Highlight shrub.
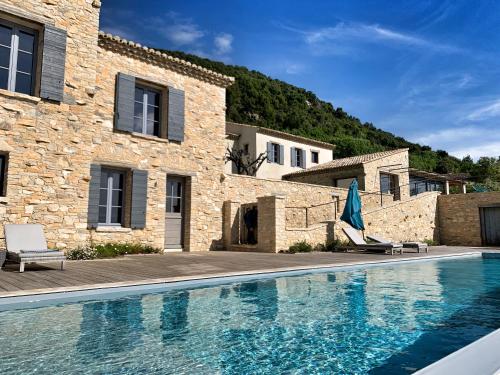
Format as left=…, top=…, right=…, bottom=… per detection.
left=66, top=243, right=162, bottom=260
left=93, top=243, right=162, bottom=258
left=66, top=246, right=98, bottom=260
left=423, top=239, right=439, bottom=246
left=288, top=241, right=313, bottom=254
left=317, top=239, right=350, bottom=252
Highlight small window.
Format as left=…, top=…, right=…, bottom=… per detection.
left=294, top=148, right=304, bottom=168
left=0, top=21, right=37, bottom=96
left=0, top=154, right=7, bottom=196
left=243, top=144, right=249, bottom=155
left=166, top=179, right=183, bottom=213
left=134, top=85, right=161, bottom=136
left=270, top=143, right=281, bottom=163
left=311, top=151, right=319, bottom=164
left=99, top=169, right=125, bottom=225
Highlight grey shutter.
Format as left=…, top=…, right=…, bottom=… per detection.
left=266, top=142, right=272, bottom=163
left=115, top=73, right=135, bottom=132
left=131, top=169, right=148, bottom=229
left=279, top=144, right=284, bottom=165
left=167, top=87, right=185, bottom=142
left=40, top=25, right=67, bottom=102
left=301, top=149, right=307, bottom=169
left=291, top=147, right=296, bottom=167
left=87, top=164, right=101, bottom=229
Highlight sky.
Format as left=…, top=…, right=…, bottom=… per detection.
left=100, top=0, right=500, bottom=160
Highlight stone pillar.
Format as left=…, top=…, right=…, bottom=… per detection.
left=445, top=180, right=450, bottom=195
left=223, top=200, right=240, bottom=250
left=257, top=194, right=286, bottom=253
left=462, top=183, right=467, bottom=194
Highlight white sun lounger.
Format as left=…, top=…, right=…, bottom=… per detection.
left=366, top=234, right=429, bottom=253
left=342, top=227, right=403, bottom=255
left=4, top=224, right=66, bottom=272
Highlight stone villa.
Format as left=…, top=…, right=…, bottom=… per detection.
left=0, top=0, right=499, bottom=254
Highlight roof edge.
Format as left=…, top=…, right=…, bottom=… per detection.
left=226, top=122, right=335, bottom=150
left=98, top=31, right=235, bottom=88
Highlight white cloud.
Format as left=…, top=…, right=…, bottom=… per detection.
left=285, top=62, right=304, bottom=75
left=410, top=125, right=500, bottom=160
left=163, top=23, right=204, bottom=45
left=467, top=99, right=500, bottom=121
left=214, top=33, right=233, bottom=55
left=284, top=22, right=460, bottom=55
left=449, top=142, right=500, bottom=160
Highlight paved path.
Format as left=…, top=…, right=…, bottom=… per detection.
left=0, top=246, right=498, bottom=298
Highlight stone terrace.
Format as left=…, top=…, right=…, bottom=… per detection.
left=0, top=246, right=497, bottom=298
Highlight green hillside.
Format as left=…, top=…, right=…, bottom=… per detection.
left=161, top=49, right=499, bottom=189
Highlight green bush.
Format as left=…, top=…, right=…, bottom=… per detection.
left=287, top=241, right=313, bottom=254
left=66, top=243, right=162, bottom=260
left=316, top=239, right=350, bottom=252
left=66, top=246, right=97, bottom=260
left=423, top=239, right=439, bottom=246
left=93, top=243, right=162, bottom=258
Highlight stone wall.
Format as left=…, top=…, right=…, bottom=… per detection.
left=438, top=192, right=500, bottom=246
left=0, top=0, right=101, bottom=248
left=0, top=1, right=229, bottom=252
left=222, top=174, right=415, bottom=251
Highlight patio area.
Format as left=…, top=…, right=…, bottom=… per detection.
left=1, top=246, right=498, bottom=298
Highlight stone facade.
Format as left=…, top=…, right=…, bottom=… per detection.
left=222, top=174, right=436, bottom=252
left=285, top=149, right=410, bottom=200
left=0, top=0, right=231, bottom=251
left=438, top=192, right=500, bottom=246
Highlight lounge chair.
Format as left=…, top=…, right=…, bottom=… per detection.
left=342, top=227, right=403, bottom=255
left=366, top=234, right=429, bottom=253
left=4, top=224, right=66, bottom=272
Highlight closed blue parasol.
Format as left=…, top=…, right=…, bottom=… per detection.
left=340, top=179, right=365, bottom=230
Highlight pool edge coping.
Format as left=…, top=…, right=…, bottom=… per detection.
left=0, top=251, right=484, bottom=303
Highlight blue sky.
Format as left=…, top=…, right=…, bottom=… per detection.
left=100, top=0, right=500, bottom=159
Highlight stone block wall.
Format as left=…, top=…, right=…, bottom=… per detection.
left=438, top=192, right=500, bottom=246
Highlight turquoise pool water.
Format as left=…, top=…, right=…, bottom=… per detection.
left=0, top=256, right=499, bottom=374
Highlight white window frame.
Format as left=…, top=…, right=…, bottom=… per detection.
left=295, top=148, right=304, bottom=168
left=311, top=150, right=319, bottom=164
left=134, top=85, right=161, bottom=137
left=98, top=169, right=125, bottom=226
left=0, top=19, right=37, bottom=95
left=270, top=143, right=281, bottom=164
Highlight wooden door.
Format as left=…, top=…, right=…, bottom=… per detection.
left=165, top=177, right=184, bottom=249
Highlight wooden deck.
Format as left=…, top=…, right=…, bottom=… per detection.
left=0, top=246, right=498, bottom=298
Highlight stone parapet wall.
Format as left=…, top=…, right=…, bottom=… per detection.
left=438, top=192, right=500, bottom=246
left=353, top=191, right=440, bottom=243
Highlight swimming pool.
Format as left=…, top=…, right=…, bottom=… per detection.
left=0, top=255, right=498, bottom=374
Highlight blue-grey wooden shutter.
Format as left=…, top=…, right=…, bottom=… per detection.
left=131, top=169, right=148, bottom=229
left=266, top=142, right=272, bottom=162
left=279, top=145, right=284, bottom=165
left=115, top=73, right=135, bottom=132
left=167, top=87, right=185, bottom=142
left=87, top=164, right=101, bottom=229
left=291, top=147, right=296, bottom=167
left=301, top=149, right=307, bottom=169
left=40, top=25, right=67, bottom=102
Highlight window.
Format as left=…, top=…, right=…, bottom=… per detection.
left=311, top=151, right=319, bottom=164
left=380, top=172, right=400, bottom=200
left=134, top=85, right=161, bottom=136
left=0, top=154, right=7, bottom=196
left=270, top=143, right=281, bottom=163
left=334, top=177, right=357, bottom=189
left=0, top=21, right=37, bottom=96
left=166, top=179, right=183, bottom=213
left=243, top=143, right=249, bottom=155
left=294, top=148, right=303, bottom=168
left=98, top=169, right=125, bottom=225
